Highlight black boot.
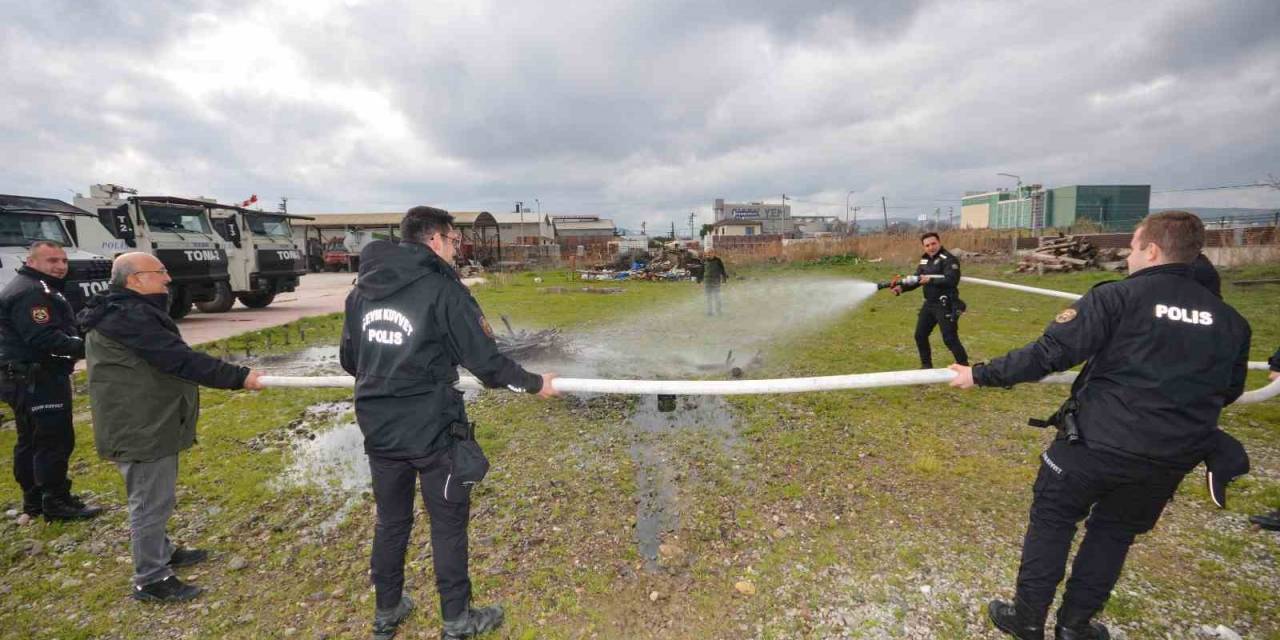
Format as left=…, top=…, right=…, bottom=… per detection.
left=42, top=492, right=103, bottom=521
left=21, top=488, right=43, bottom=517
left=167, top=547, right=209, bottom=568
left=441, top=604, right=504, bottom=640
left=132, top=576, right=203, bottom=602
left=1055, top=609, right=1111, bottom=640
left=1055, top=620, right=1110, bottom=639
left=372, top=594, right=415, bottom=640
left=988, top=599, right=1045, bottom=640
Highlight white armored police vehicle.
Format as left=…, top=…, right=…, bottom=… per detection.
left=0, top=194, right=113, bottom=312
left=71, top=184, right=229, bottom=319
left=198, top=204, right=310, bottom=312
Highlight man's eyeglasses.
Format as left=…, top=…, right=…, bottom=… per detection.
left=131, top=269, right=169, bottom=277
left=437, top=233, right=463, bottom=248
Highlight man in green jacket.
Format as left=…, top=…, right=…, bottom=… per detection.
left=79, top=253, right=264, bottom=603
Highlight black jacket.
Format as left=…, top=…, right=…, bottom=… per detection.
left=0, top=266, right=84, bottom=374
left=340, top=241, right=542, bottom=459
left=77, top=287, right=249, bottom=389
left=901, top=248, right=961, bottom=304
left=1269, top=346, right=1279, bottom=372
left=1190, top=253, right=1221, bottom=298
left=702, top=257, right=728, bottom=287
left=974, top=263, right=1251, bottom=469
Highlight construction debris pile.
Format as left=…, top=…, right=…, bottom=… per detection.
left=577, top=244, right=704, bottom=282
left=1016, top=235, right=1129, bottom=273
left=494, top=316, right=563, bottom=359
left=457, top=262, right=486, bottom=278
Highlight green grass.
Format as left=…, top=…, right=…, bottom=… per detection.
left=1, top=260, right=1278, bottom=639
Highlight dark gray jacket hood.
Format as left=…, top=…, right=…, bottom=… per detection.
left=356, top=240, right=456, bottom=301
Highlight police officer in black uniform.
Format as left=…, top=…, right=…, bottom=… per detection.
left=949, top=211, right=1251, bottom=640
left=340, top=206, right=559, bottom=640
left=0, top=241, right=103, bottom=520
left=1249, top=346, right=1280, bottom=531
left=892, top=232, right=969, bottom=368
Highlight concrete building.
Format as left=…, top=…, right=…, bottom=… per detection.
left=491, top=211, right=555, bottom=245
left=713, top=199, right=792, bottom=235
left=552, top=215, right=616, bottom=256
left=553, top=216, right=616, bottom=240
left=961, top=185, right=1151, bottom=231
left=792, top=215, right=842, bottom=236
left=710, top=219, right=764, bottom=237
left=292, top=211, right=501, bottom=267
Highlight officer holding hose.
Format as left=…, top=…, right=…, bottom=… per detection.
left=949, top=211, right=1251, bottom=640
left=888, top=232, right=969, bottom=368
left=340, top=205, right=559, bottom=640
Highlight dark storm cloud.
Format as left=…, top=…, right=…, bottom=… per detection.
left=1, top=0, right=1276, bottom=226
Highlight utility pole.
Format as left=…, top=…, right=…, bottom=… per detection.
left=670, top=221, right=676, bottom=241
left=640, top=221, right=646, bottom=236
left=852, top=206, right=860, bottom=235
left=278, top=197, right=288, bottom=214
left=688, top=211, right=696, bottom=240
left=948, top=206, right=954, bottom=228
left=845, top=190, right=856, bottom=235
left=881, top=196, right=889, bottom=234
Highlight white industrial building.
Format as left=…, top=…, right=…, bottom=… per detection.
left=491, top=211, right=556, bottom=245
left=713, top=198, right=792, bottom=235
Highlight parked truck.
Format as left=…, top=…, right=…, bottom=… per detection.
left=198, top=204, right=310, bottom=312
left=0, top=194, right=112, bottom=312
left=320, top=228, right=391, bottom=272
left=71, top=184, right=230, bottom=319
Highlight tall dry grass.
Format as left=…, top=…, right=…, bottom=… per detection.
left=718, top=229, right=1028, bottom=267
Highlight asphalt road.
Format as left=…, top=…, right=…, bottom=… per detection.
left=178, top=272, right=355, bottom=345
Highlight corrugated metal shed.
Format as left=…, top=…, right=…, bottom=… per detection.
left=554, top=219, right=615, bottom=231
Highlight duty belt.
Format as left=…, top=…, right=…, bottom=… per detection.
left=1028, top=398, right=1082, bottom=444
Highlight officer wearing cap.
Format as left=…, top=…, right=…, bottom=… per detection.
left=0, top=241, right=103, bottom=520
left=891, top=232, right=970, bottom=368
left=949, top=211, right=1251, bottom=640
left=340, top=205, right=559, bottom=640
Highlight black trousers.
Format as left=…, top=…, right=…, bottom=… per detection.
left=914, top=303, right=968, bottom=367
left=1015, top=439, right=1185, bottom=627
left=8, top=374, right=74, bottom=497
left=368, top=448, right=471, bottom=618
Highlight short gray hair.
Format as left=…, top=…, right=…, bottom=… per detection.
left=28, top=240, right=64, bottom=253
left=110, top=259, right=141, bottom=287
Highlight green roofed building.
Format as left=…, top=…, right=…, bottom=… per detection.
left=961, top=185, right=1150, bottom=231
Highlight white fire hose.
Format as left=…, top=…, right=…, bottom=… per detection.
left=258, top=277, right=1280, bottom=404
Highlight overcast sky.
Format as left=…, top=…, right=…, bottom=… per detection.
left=3, top=0, right=1278, bottom=232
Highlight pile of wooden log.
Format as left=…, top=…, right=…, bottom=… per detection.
left=1015, top=235, right=1130, bottom=273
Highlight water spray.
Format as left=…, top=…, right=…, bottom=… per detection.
left=259, top=276, right=1279, bottom=404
